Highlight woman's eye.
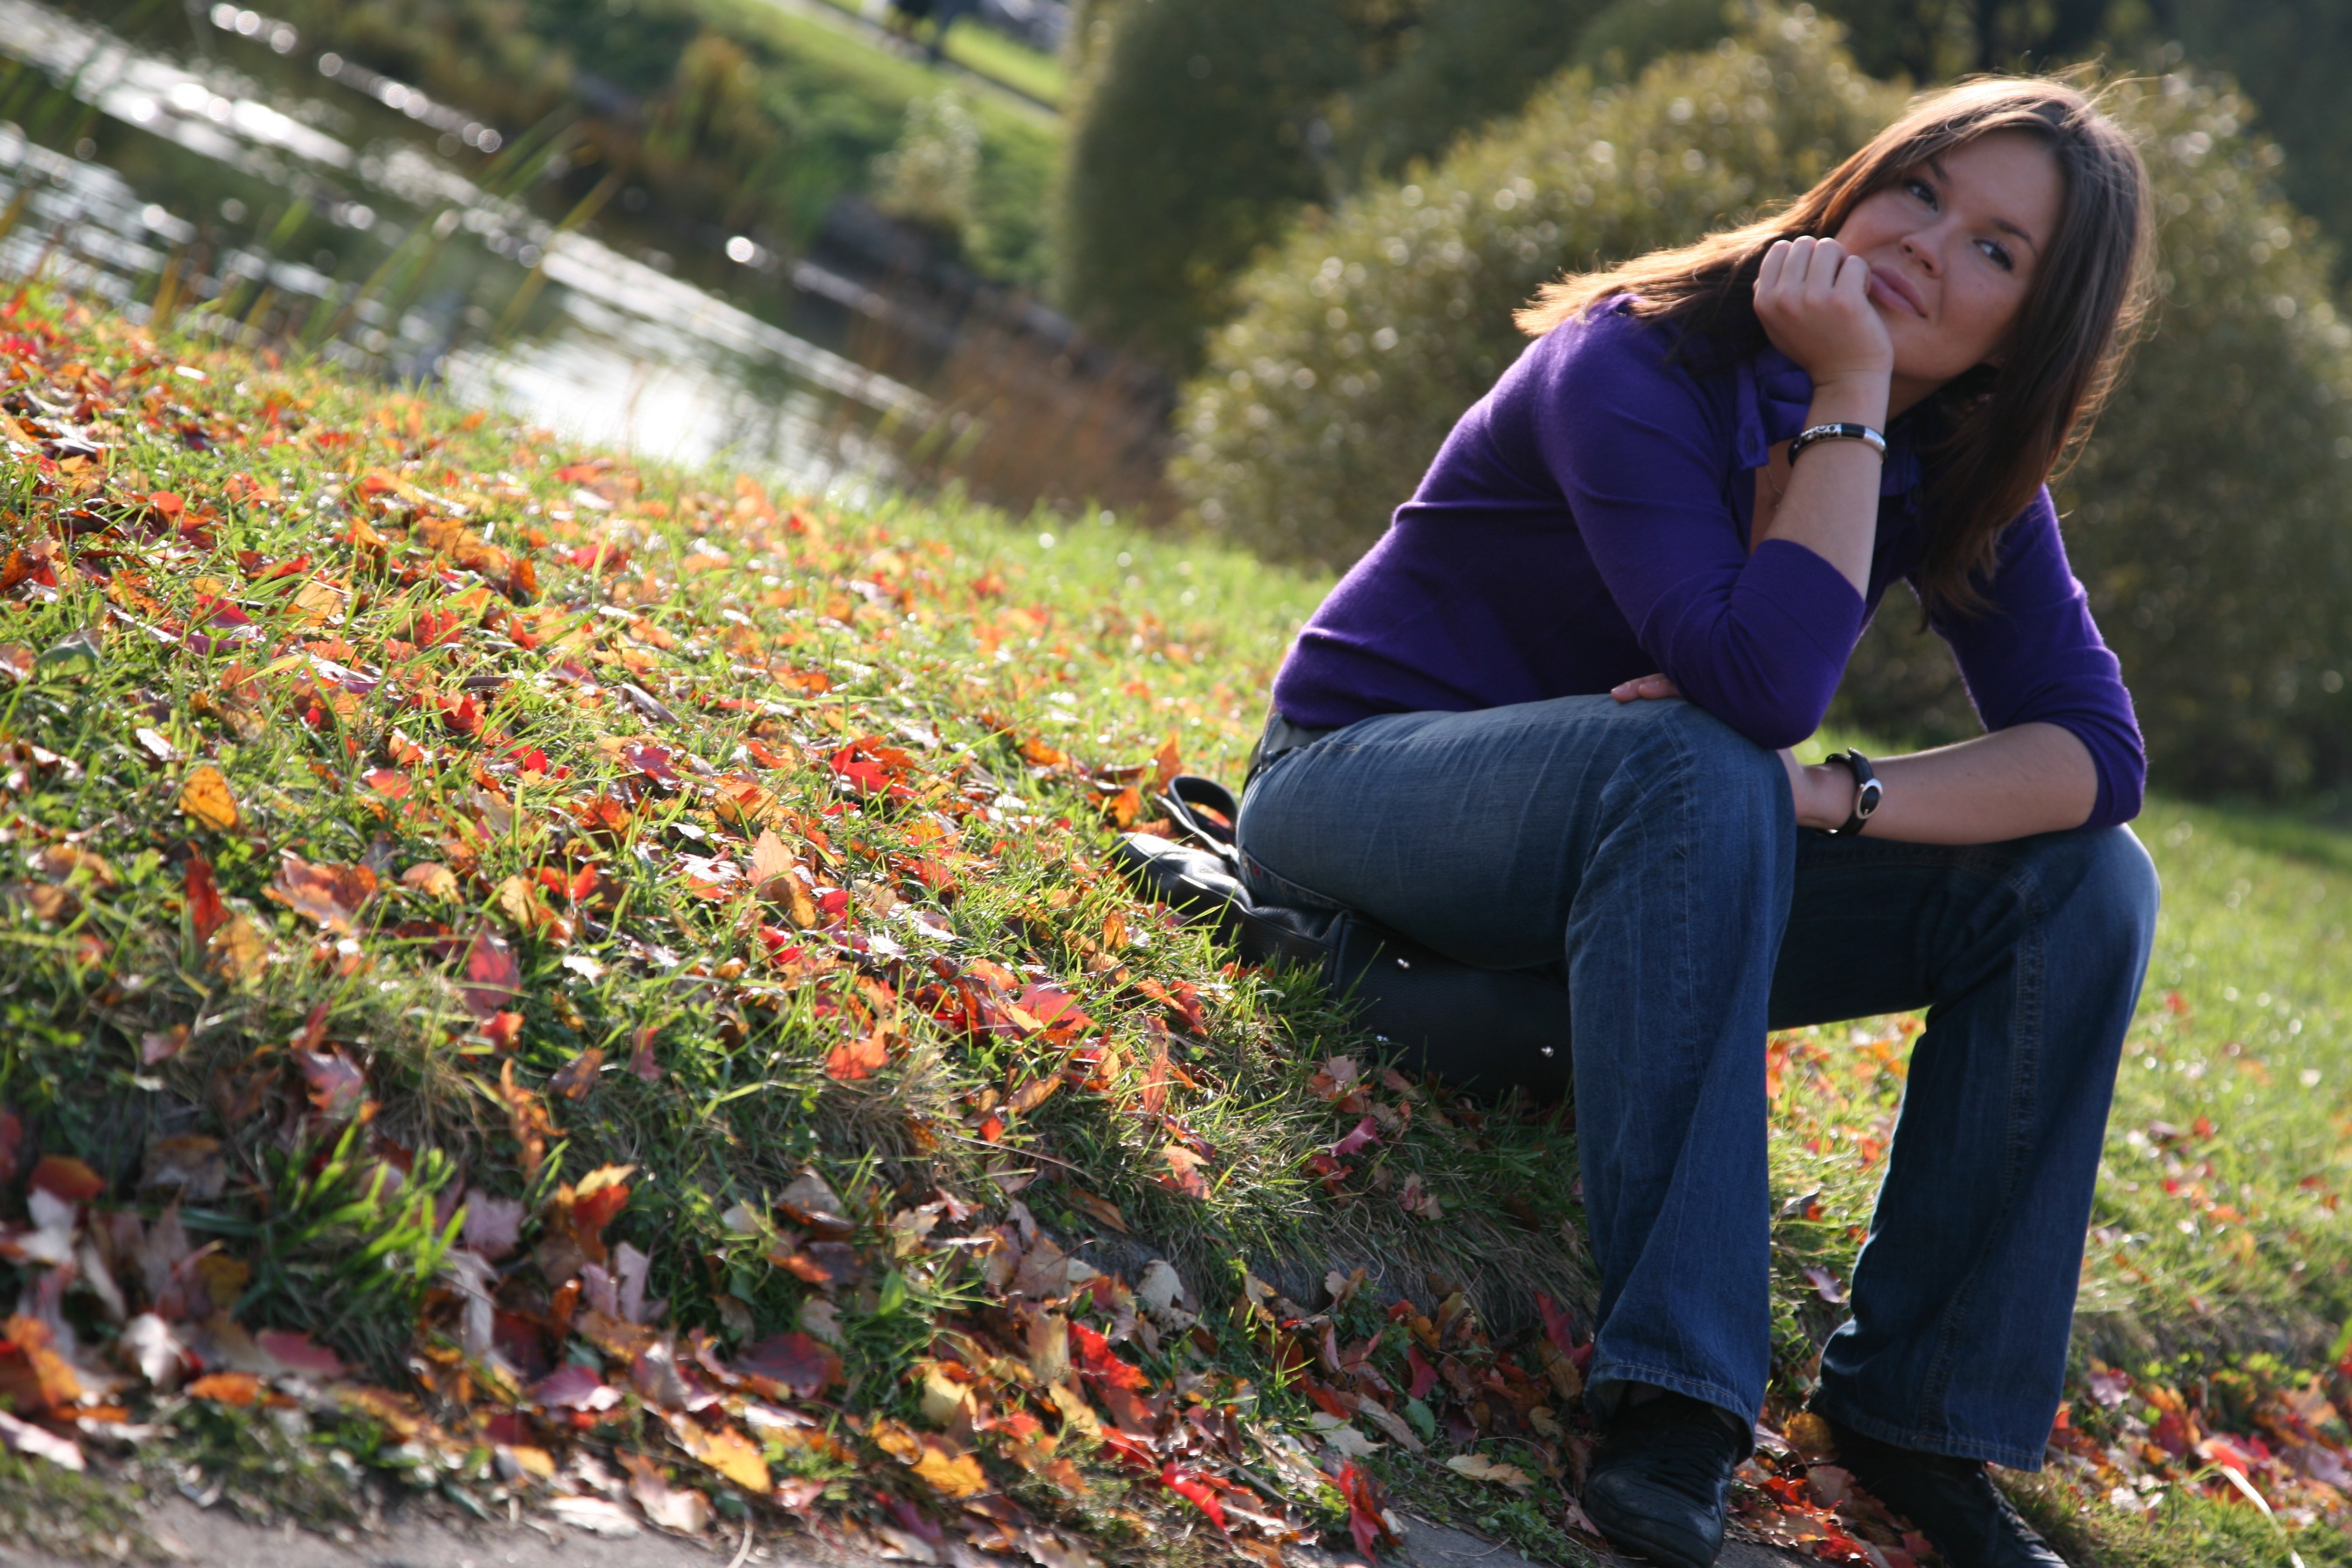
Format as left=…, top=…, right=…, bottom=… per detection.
left=1905, top=177, right=1937, bottom=207
left=1978, top=239, right=2015, bottom=271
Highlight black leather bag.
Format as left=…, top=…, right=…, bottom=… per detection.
left=1111, top=776, right=1571, bottom=1097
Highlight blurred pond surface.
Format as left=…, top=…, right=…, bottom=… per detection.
left=0, top=0, right=925, bottom=491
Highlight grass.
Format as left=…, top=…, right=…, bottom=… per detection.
left=2, top=281, right=2352, bottom=1568
left=794, top=0, right=1070, bottom=108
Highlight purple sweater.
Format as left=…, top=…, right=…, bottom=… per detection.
left=1272, top=298, right=2145, bottom=829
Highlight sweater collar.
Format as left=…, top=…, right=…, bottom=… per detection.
left=1736, top=343, right=1923, bottom=501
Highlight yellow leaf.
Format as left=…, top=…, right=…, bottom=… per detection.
left=911, top=1443, right=989, bottom=1499
left=178, top=765, right=239, bottom=831
left=668, top=1413, right=769, bottom=1492
left=291, top=579, right=346, bottom=626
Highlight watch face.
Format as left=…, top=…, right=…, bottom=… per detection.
left=1856, top=779, right=1884, bottom=818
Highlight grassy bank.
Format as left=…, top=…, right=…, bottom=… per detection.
left=0, top=284, right=2350, bottom=1568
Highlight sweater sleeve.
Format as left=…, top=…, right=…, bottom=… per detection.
left=1926, top=488, right=2146, bottom=828
left=1520, top=311, right=1866, bottom=750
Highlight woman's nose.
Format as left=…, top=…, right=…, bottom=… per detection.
left=1899, top=227, right=1943, bottom=274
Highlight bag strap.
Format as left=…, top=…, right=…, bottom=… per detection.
left=1157, top=774, right=1241, bottom=864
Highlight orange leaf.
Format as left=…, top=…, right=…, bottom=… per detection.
left=549, top=1047, right=604, bottom=1101
left=825, top=1030, right=889, bottom=1082
left=267, top=855, right=377, bottom=935
left=667, top=1412, right=770, bottom=1492
left=187, top=1371, right=264, bottom=1406
left=28, top=1156, right=103, bottom=1202
left=1157, top=1145, right=1209, bottom=1200
left=177, top=765, right=239, bottom=831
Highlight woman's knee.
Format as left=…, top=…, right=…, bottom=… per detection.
left=2028, top=824, right=2161, bottom=964
left=1632, top=700, right=1790, bottom=818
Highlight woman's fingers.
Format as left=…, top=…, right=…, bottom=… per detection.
left=1609, top=673, right=1683, bottom=703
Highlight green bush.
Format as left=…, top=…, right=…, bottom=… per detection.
left=1172, top=8, right=1895, bottom=566
left=1840, top=68, right=2352, bottom=797
left=1328, top=0, right=1612, bottom=179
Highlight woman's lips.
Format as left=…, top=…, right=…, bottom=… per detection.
left=1866, top=266, right=1926, bottom=317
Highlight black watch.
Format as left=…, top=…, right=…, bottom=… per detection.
left=1823, top=748, right=1881, bottom=836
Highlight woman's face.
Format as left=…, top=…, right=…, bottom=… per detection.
left=1833, top=130, right=2063, bottom=401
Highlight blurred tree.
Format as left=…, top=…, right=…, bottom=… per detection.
left=1331, top=0, right=1612, bottom=178
left=1058, top=0, right=1611, bottom=373
left=1056, top=0, right=1367, bottom=374
left=2141, top=2, right=2352, bottom=284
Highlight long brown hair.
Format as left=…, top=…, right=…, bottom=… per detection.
left=1516, top=75, right=2153, bottom=614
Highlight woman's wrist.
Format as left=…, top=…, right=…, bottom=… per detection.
left=1804, top=371, right=1892, bottom=430
left=1797, top=762, right=1858, bottom=831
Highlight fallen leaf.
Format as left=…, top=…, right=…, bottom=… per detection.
left=296, top=1047, right=368, bottom=1121
left=628, top=1028, right=662, bottom=1082
left=257, top=1329, right=345, bottom=1380
left=733, top=1332, right=843, bottom=1399
left=534, top=1366, right=622, bottom=1411
left=183, top=852, right=228, bottom=942
left=625, top=1454, right=711, bottom=1534
left=462, top=1191, right=525, bottom=1259
left=1067, top=1188, right=1129, bottom=1234
left=141, top=1025, right=191, bottom=1066
left=401, top=862, right=458, bottom=900
left=1447, top=1454, right=1534, bottom=1490
left=1804, top=1265, right=1847, bottom=1305
left=666, top=1412, right=769, bottom=1491
left=186, top=1371, right=264, bottom=1406
left=141, top=1135, right=225, bottom=1200
left=550, top=1047, right=605, bottom=1100
left=177, top=765, right=239, bottom=831
left=0, top=1409, right=82, bottom=1471
left=460, top=927, right=522, bottom=1021
left=825, top=1028, right=889, bottom=1081
left=1157, top=1144, right=1209, bottom=1199
left=29, top=1156, right=103, bottom=1202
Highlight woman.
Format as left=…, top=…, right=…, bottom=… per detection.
left=1234, top=79, right=2158, bottom=1568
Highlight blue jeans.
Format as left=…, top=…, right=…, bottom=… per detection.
left=1235, top=696, right=2158, bottom=1469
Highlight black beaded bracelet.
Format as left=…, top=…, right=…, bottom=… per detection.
left=1788, top=422, right=1888, bottom=463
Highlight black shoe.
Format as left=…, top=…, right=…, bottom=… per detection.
left=1581, top=1392, right=1751, bottom=1568
left=1823, top=1417, right=2067, bottom=1567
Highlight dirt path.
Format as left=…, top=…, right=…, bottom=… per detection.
left=0, top=1497, right=1809, bottom=1568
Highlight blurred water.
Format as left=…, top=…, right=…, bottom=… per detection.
left=0, top=0, right=926, bottom=492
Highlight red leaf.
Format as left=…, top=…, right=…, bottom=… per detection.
left=183, top=851, right=228, bottom=943
left=1069, top=1320, right=1149, bottom=1391
left=627, top=1028, right=661, bottom=1083
left=257, top=1329, right=345, bottom=1380
left=1328, top=1116, right=1380, bottom=1158
left=460, top=928, right=521, bottom=1021
left=533, top=1364, right=620, bottom=1411
left=733, top=1332, right=843, bottom=1399
left=1406, top=1344, right=1440, bottom=1401
left=1535, top=1292, right=1580, bottom=1359
left=622, top=743, right=676, bottom=782
left=1015, top=983, right=1094, bottom=1036
left=296, top=1047, right=367, bottom=1121
left=0, top=1109, right=19, bottom=1185
left=1160, top=1464, right=1227, bottom=1532
left=29, top=1156, right=104, bottom=1202
left=1334, top=1462, right=1394, bottom=1558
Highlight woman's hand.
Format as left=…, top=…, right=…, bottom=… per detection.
left=1753, top=237, right=1894, bottom=394
left=1609, top=673, right=1682, bottom=703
